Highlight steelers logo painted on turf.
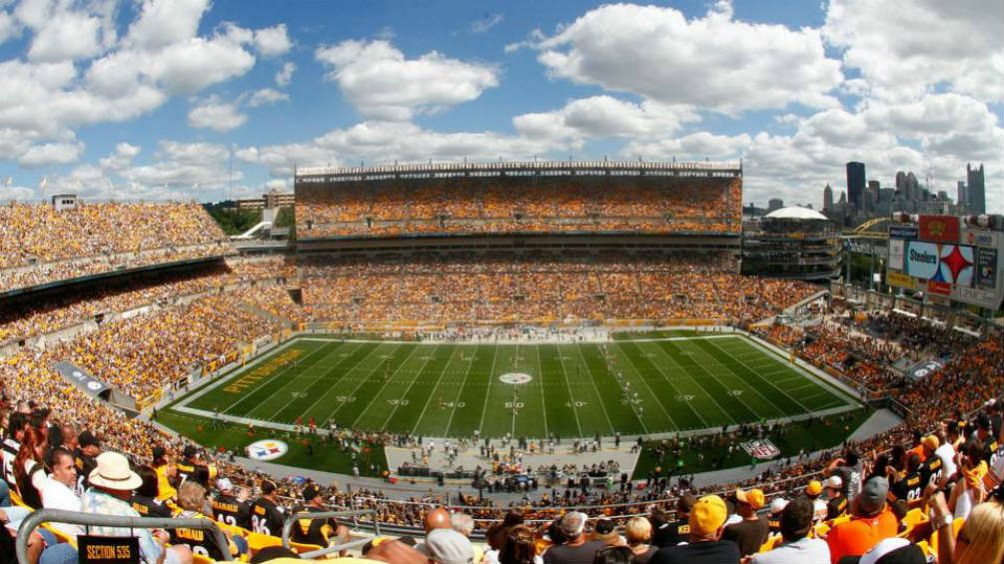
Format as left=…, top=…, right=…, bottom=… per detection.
left=499, top=373, right=533, bottom=385
left=247, top=439, right=289, bottom=461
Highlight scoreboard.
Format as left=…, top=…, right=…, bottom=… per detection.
left=886, top=214, right=1004, bottom=310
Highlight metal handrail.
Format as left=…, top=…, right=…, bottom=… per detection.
left=280, top=508, right=380, bottom=559
left=15, top=509, right=233, bottom=563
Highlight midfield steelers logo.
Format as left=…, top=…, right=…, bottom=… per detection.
left=499, top=373, right=533, bottom=385
left=247, top=439, right=288, bottom=461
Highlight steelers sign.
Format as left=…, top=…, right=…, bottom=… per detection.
left=247, top=439, right=288, bottom=461
left=499, top=373, right=533, bottom=385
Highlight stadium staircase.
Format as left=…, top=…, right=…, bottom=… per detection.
left=234, top=300, right=294, bottom=329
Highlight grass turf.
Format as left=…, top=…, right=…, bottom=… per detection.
left=176, top=334, right=855, bottom=440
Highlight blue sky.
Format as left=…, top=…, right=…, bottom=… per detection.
left=0, top=0, right=1000, bottom=212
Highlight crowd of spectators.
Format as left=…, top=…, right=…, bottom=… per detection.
left=0, top=305, right=1001, bottom=562
left=0, top=257, right=292, bottom=347
left=757, top=311, right=984, bottom=394
left=0, top=202, right=232, bottom=293
left=301, top=252, right=819, bottom=327
left=296, top=177, right=742, bottom=239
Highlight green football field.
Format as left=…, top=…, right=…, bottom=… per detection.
left=176, top=334, right=855, bottom=439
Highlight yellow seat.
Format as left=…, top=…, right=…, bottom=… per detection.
left=42, top=524, right=78, bottom=548
left=902, top=508, right=929, bottom=533
left=9, top=489, right=28, bottom=508
left=244, top=531, right=283, bottom=555
left=929, top=517, right=967, bottom=556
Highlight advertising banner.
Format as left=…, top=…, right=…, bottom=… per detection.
left=906, top=242, right=974, bottom=286
left=927, top=280, right=952, bottom=295
left=961, top=228, right=999, bottom=249
left=887, top=271, right=917, bottom=290
left=907, top=360, right=943, bottom=382
left=919, top=215, right=960, bottom=244
left=906, top=242, right=939, bottom=279
left=888, top=239, right=905, bottom=271
left=53, top=361, right=111, bottom=399
left=977, top=248, right=998, bottom=289
left=889, top=225, right=919, bottom=240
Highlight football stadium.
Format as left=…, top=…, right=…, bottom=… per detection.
left=1, top=161, right=1002, bottom=564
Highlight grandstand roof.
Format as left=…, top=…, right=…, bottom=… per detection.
left=296, top=160, right=742, bottom=181
left=765, top=206, right=828, bottom=221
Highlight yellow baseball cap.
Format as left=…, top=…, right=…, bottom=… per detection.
left=922, top=435, right=940, bottom=451
left=806, top=480, right=823, bottom=496
left=689, top=495, right=728, bottom=537
left=736, top=488, right=765, bottom=509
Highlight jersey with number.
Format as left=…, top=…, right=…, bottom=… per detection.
left=176, top=462, right=217, bottom=487
left=920, top=454, right=944, bottom=490
left=212, top=493, right=251, bottom=530
left=169, top=510, right=228, bottom=560
left=249, top=497, right=285, bottom=537
left=890, top=472, right=924, bottom=506
left=1, top=437, right=19, bottom=488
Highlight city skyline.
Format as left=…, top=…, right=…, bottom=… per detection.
left=0, top=0, right=1000, bottom=213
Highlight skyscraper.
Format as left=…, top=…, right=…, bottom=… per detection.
left=846, top=162, right=866, bottom=211
left=958, top=181, right=968, bottom=208
left=823, top=183, right=833, bottom=211
left=967, top=163, right=985, bottom=214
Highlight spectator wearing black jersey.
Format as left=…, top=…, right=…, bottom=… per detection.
left=130, top=466, right=173, bottom=518
left=919, top=435, right=945, bottom=490
left=652, top=494, right=695, bottom=548
left=73, top=430, right=100, bottom=490
left=1, top=412, right=28, bottom=491
left=824, top=476, right=848, bottom=520
left=176, top=445, right=216, bottom=488
left=169, top=481, right=239, bottom=561
left=291, top=483, right=349, bottom=552
left=890, top=453, right=925, bottom=508
left=249, top=479, right=285, bottom=537
left=211, top=477, right=251, bottom=530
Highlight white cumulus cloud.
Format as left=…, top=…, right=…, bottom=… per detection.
left=188, top=97, right=247, bottom=132
left=533, top=2, right=843, bottom=113
left=315, top=39, right=499, bottom=120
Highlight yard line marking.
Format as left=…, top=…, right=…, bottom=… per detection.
left=223, top=342, right=346, bottom=414
left=553, top=345, right=584, bottom=437
left=572, top=344, right=616, bottom=436
left=442, top=346, right=481, bottom=437
left=408, top=346, right=463, bottom=435
left=613, top=342, right=681, bottom=430
left=302, top=343, right=403, bottom=421
left=346, top=345, right=427, bottom=427
left=646, top=340, right=734, bottom=426
left=378, top=344, right=445, bottom=431
left=252, top=342, right=367, bottom=420
left=533, top=343, right=550, bottom=439
left=705, top=339, right=814, bottom=413
left=476, top=346, right=503, bottom=436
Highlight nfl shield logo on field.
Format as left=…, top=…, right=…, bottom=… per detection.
left=741, top=439, right=781, bottom=460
